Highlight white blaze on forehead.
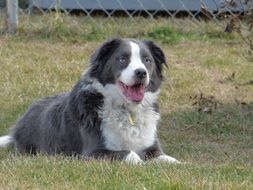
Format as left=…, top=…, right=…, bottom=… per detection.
left=119, top=41, right=149, bottom=86
left=129, top=42, right=145, bottom=69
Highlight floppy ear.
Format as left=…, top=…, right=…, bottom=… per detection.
left=89, top=38, right=121, bottom=80
left=143, top=40, right=167, bottom=80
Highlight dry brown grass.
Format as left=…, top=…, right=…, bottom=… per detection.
left=0, top=15, right=252, bottom=189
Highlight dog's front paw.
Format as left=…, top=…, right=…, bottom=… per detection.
left=80, top=88, right=104, bottom=109
left=124, top=151, right=144, bottom=165
left=153, top=155, right=181, bottom=164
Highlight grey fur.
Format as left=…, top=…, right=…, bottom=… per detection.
left=2, top=38, right=171, bottom=162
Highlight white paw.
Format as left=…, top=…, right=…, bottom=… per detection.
left=124, top=151, right=144, bottom=165
left=154, top=155, right=181, bottom=164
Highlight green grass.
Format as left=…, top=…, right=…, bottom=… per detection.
left=0, top=14, right=253, bottom=189
left=0, top=156, right=252, bottom=190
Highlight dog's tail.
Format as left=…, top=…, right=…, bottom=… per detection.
left=0, top=135, right=13, bottom=148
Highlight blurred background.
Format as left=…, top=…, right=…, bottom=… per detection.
left=0, top=0, right=252, bottom=38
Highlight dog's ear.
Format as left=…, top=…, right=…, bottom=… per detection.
left=143, top=40, right=167, bottom=80
left=89, top=38, right=121, bottom=79
left=91, top=38, right=121, bottom=63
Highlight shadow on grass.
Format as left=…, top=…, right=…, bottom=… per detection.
left=146, top=25, right=236, bottom=44
left=159, top=101, right=253, bottom=165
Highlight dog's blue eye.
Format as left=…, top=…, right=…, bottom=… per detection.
left=119, top=58, right=126, bottom=63
left=145, top=58, right=151, bottom=64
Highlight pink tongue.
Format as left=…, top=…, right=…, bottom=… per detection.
left=126, top=85, right=145, bottom=102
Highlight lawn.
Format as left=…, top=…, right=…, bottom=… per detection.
left=0, top=14, right=252, bottom=189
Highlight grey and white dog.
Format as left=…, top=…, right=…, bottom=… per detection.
left=0, top=38, right=179, bottom=164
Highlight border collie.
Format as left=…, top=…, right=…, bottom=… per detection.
left=0, top=38, right=180, bottom=164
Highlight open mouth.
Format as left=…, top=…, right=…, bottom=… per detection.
left=117, top=81, right=145, bottom=103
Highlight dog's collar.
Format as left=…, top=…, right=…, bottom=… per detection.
left=121, top=105, right=137, bottom=126
left=128, top=113, right=136, bottom=126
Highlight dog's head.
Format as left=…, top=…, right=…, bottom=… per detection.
left=89, top=38, right=167, bottom=103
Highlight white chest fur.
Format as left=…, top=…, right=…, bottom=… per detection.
left=98, top=85, right=160, bottom=153
left=101, top=106, right=159, bottom=153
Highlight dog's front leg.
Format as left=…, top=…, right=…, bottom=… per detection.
left=144, top=140, right=180, bottom=164
left=69, top=82, right=104, bottom=123
left=90, top=149, right=144, bottom=165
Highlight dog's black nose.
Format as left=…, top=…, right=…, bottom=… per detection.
left=135, top=69, right=147, bottom=80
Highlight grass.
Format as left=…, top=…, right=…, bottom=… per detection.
left=0, top=156, right=252, bottom=189
left=0, top=14, right=253, bottom=189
